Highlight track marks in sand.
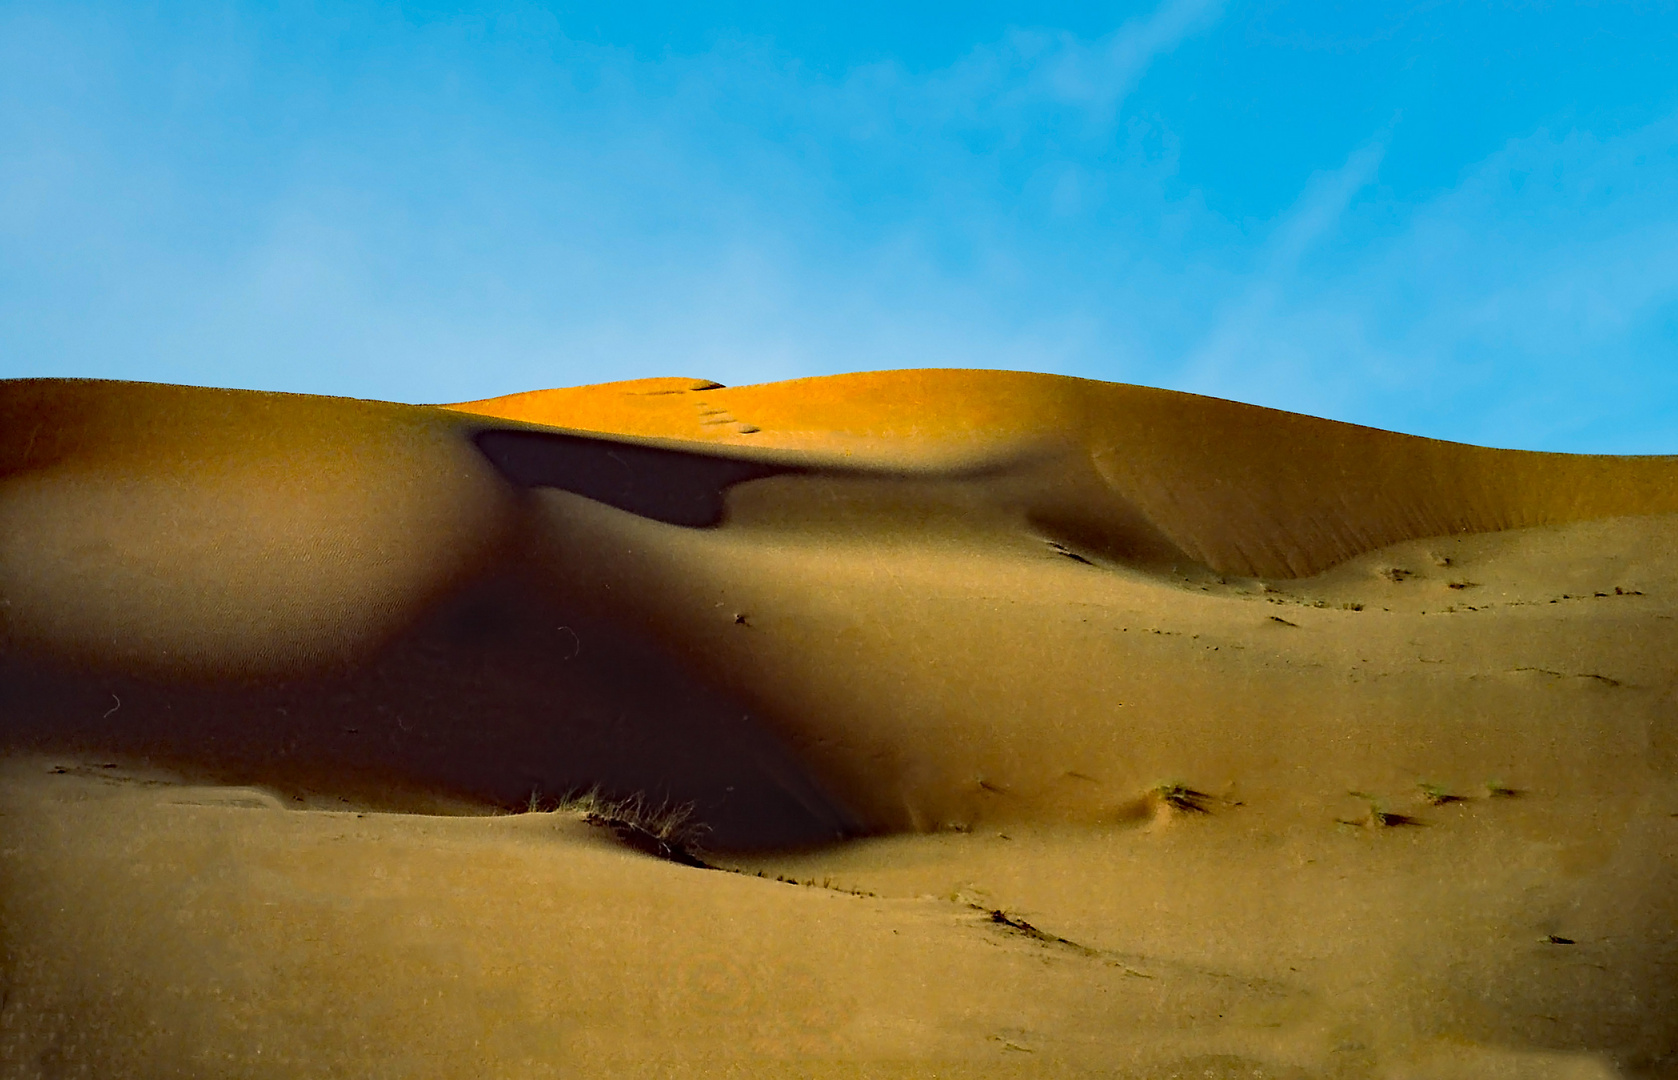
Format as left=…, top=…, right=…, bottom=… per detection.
left=39, top=760, right=287, bottom=809
left=1043, top=539, right=1098, bottom=566
left=1509, top=666, right=1625, bottom=688
left=965, top=901, right=1311, bottom=1017
left=688, top=393, right=762, bottom=436
left=974, top=905, right=1149, bottom=974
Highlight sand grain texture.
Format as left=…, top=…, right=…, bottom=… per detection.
left=1, top=370, right=1675, bottom=1077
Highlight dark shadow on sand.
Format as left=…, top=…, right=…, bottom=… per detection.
left=473, top=428, right=803, bottom=528
left=0, top=573, right=862, bottom=851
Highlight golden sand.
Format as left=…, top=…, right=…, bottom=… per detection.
left=1, top=371, right=1673, bottom=1077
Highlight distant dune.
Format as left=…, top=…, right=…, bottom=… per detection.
left=2, top=371, right=1674, bottom=1077
left=458, top=369, right=1678, bottom=577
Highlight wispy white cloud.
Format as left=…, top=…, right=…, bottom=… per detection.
left=178, top=0, right=1229, bottom=397
left=1177, top=138, right=1388, bottom=406
left=4, top=1, right=1676, bottom=451
left=1030, top=0, right=1225, bottom=116
left=1166, top=112, right=1678, bottom=450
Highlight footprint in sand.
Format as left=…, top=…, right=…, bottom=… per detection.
left=691, top=399, right=760, bottom=435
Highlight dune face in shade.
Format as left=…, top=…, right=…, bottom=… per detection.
left=0, top=379, right=857, bottom=847
left=3, top=370, right=1678, bottom=1075
left=5, top=370, right=1678, bottom=835
left=0, top=381, right=516, bottom=677
left=472, top=427, right=798, bottom=527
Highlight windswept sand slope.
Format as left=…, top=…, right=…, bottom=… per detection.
left=457, top=369, right=1678, bottom=576
left=2, top=370, right=1676, bottom=1077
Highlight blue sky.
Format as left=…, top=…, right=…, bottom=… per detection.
left=3, top=1, right=1677, bottom=451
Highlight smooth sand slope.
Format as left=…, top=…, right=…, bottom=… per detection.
left=1, top=370, right=1675, bottom=1077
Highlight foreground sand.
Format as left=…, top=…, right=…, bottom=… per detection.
left=1, top=371, right=1675, bottom=1077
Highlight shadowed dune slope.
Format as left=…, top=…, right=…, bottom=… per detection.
left=0, top=379, right=856, bottom=847
left=3, top=371, right=1678, bottom=845
left=4, top=373, right=1678, bottom=1075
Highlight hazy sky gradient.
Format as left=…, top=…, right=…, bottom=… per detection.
left=3, top=1, right=1677, bottom=450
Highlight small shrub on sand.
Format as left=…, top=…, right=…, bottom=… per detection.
left=1341, top=791, right=1425, bottom=828
left=1418, top=783, right=1467, bottom=807
left=556, top=788, right=712, bottom=869
left=1152, top=782, right=1213, bottom=815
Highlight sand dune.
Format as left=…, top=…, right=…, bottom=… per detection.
left=456, top=369, right=1678, bottom=576
left=1, top=371, right=1675, bottom=1077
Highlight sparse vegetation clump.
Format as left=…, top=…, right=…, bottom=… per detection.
left=1152, top=782, right=1214, bottom=815
left=756, top=872, right=877, bottom=897
left=553, top=788, right=713, bottom=869
left=1418, top=783, right=1467, bottom=807
left=1342, top=791, right=1425, bottom=829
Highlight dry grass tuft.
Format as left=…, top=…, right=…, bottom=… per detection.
left=554, top=787, right=713, bottom=869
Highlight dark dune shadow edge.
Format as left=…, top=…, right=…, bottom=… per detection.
left=0, top=381, right=875, bottom=851
left=0, top=572, right=864, bottom=850
left=14, top=377, right=1678, bottom=853
left=8, top=376, right=1678, bottom=1076
left=472, top=428, right=804, bottom=528
left=469, top=425, right=1043, bottom=526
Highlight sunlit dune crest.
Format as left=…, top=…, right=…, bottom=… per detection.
left=451, top=367, right=1678, bottom=578
left=2, top=370, right=1674, bottom=1077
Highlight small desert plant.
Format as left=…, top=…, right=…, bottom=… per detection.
left=1342, top=791, right=1424, bottom=828
left=1418, top=783, right=1467, bottom=807
left=555, top=787, right=712, bottom=869
left=1152, top=782, right=1213, bottom=814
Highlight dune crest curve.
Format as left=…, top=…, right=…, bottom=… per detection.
left=448, top=369, right=1678, bottom=578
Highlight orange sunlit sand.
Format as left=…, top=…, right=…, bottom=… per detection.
left=1, top=370, right=1674, bottom=1077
